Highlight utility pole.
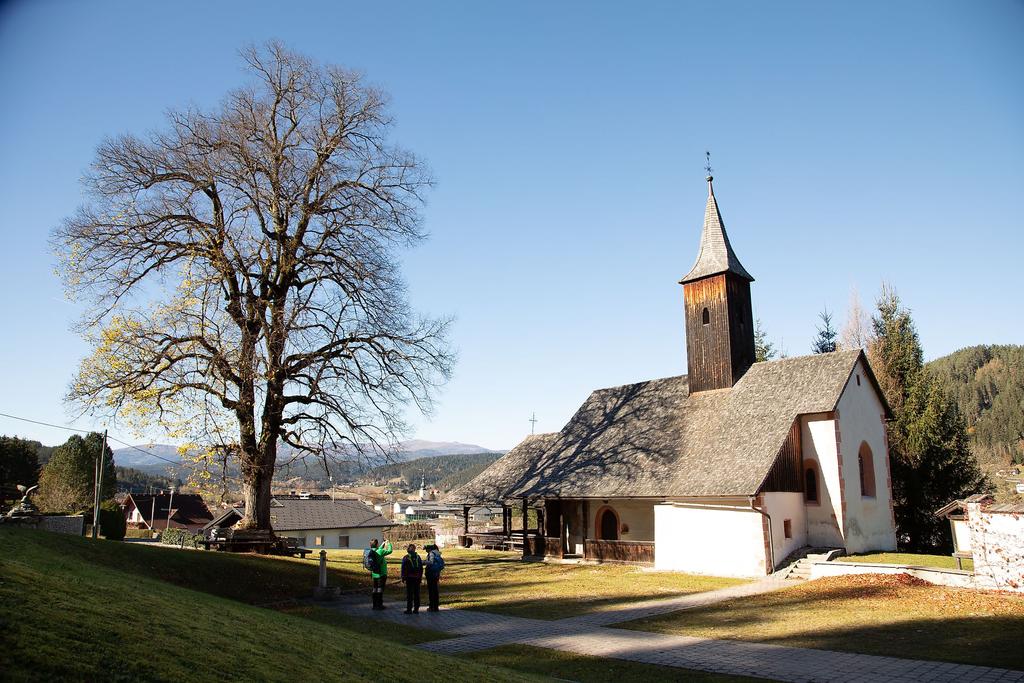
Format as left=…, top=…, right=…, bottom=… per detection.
left=91, top=429, right=108, bottom=539
left=166, top=486, right=175, bottom=533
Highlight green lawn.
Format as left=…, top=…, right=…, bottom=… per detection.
left=839, top=552, right=974, bottom=571
left=618, top=573, right=1024, bottom=670
left=464, top=645, right=773, bottom=682
left=321, top=547, right=745, bottom=620
left=0, top=528, right=529, bottom=682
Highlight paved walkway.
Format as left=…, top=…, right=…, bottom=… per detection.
left=330, top=579, right=1024, bottom=682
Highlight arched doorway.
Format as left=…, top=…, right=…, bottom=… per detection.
left=596, top=506, right=619, bottom=541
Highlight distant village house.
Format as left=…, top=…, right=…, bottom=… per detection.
left=123, top=492, right=214, bottom=532
left=205, top=495, right=391, bottom=549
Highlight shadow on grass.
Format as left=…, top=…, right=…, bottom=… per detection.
left=3, top=527, right=358, bottom=604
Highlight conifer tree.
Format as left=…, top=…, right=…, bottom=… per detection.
left=0, top=436, right=40, bottom=505
left=36, top=433, right=116, bottom=513
left=754, top=319, right=776, bottom=362
left=867, top=285, right=988, bottom=551
left=812, top=308, right=838, bottom=354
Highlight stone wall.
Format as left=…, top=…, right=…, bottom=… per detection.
left=966, top=501, right=1024, bottom=593
left=2, top=514, right=84, bottom=535
left=40, top=515, right=85, bottom=535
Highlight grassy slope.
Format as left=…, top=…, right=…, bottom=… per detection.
left=618, top=574, right=1024, bottom=670
left=0, top=528, right=529, bottom=682
left=839, top=552, right=974, bottom=571
left=323, top=547, right=745, bottom=620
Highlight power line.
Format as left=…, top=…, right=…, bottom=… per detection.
left=0, top=411, right=91, bottom=434
left=0, top=410, right=180, bottom=466
left=105, top=435, right=180, bottom=466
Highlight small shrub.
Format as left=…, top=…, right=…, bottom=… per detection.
left=124, top=528, right=154, bottom=539
left=99, top=500, right=126, bottom=541
left=387, top=522, right=436, bottom=544
left=160, top=527, right=203, bottom=549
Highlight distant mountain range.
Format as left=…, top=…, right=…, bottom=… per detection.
left=111, top=439, right=504, bottom=476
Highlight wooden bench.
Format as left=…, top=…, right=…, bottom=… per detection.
left=279, top=537, right=313, bottom=558
left=502, top=538, right=524, bottom=552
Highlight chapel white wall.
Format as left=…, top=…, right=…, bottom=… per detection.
left=835, top=358, right=897, bottom=554
left=654, top=502, right=767, bottom=577
left=586, top=500, right=655, bottom=541
left=763, top=492, right=806, bottom=564
left=802, top=415, right=845, bottom=548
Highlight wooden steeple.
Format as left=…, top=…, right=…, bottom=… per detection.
left=680, top=175, right=756, bottom=393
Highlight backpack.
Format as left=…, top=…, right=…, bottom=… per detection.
left=429, top=550, right=445, bottom=572
left=363, top=548, right=380, bottom=573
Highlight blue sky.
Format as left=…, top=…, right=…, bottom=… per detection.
left=0, top=1, right=1021, bottom=453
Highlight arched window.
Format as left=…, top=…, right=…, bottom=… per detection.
left=702, top=308, right=710, bottom=326
left=596, top=506, right=619, bottom=540
left=858, top=442, right=876, bottom=498
left=804, top=463, right=819, bottom=503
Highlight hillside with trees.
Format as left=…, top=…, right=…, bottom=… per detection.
left=115, top=467, right=181, bottom=494
left=363, top=452, right=501, bottom=490
left=927, top=345, right=1024, bottom=467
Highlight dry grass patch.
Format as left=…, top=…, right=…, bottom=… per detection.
left=619, top=574, right=1024, bottom=670
left=839, top=552, right=974, bottom=571
left=322, top=547, right=746, bottom=620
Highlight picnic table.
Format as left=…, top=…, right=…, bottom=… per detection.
left=202, top=529, right=311, bottom=557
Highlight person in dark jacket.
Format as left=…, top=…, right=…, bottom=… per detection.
left=400, top=543, right=424, bottom=614
left=424, top=544, right=445, bottom=612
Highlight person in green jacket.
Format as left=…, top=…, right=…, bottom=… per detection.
left=368, top=538, right=392, bottom=610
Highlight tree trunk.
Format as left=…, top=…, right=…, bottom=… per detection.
left=239, top=442, right=276, bottom=530
left=240, top=467, right=273, bottom=530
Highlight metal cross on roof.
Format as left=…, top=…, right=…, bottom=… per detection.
left=529, top=412, right=538, bottom=434
left=704, top=150, right=713, bottom=179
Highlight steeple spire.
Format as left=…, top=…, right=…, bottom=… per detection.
left=679, top=168, right=757, bottom=393
left=679, top=174, right=754, bottom=284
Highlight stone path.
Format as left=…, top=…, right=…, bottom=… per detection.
left=330, top=579, right=1024, bottom=682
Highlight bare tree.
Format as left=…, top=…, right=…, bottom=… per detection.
left=839, top=287, right=871, bottom=351
left=54, top=43, right=453, bottom=531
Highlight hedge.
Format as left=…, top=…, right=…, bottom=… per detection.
left=159, top=527, right=204, bottom=549
left=99, top=500, right=126, bottom=541
left=124, top=528, right=154, bottom=539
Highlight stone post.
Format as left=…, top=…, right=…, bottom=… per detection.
left=313, top=549, right=339, bottom=600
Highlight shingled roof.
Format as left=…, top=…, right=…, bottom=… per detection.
left=680, top=177, right=754, bottom=284
left=126, top=492, right=213, bottom=530
left=450, top=350, right=884, bottom=503
left=205, top=497, right=391, bottom=532
left=446, top=433, right=561, bottom=505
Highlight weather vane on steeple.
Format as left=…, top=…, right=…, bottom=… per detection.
left=704, top=150, right=713, bottom=181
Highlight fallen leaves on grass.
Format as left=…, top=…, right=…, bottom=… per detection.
left=801, top=573, right=1024, bottom=617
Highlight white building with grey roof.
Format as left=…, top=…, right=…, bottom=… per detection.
left=449, top=175, right=898, bottom=577
left=205, top=495, right=392, bottom=550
